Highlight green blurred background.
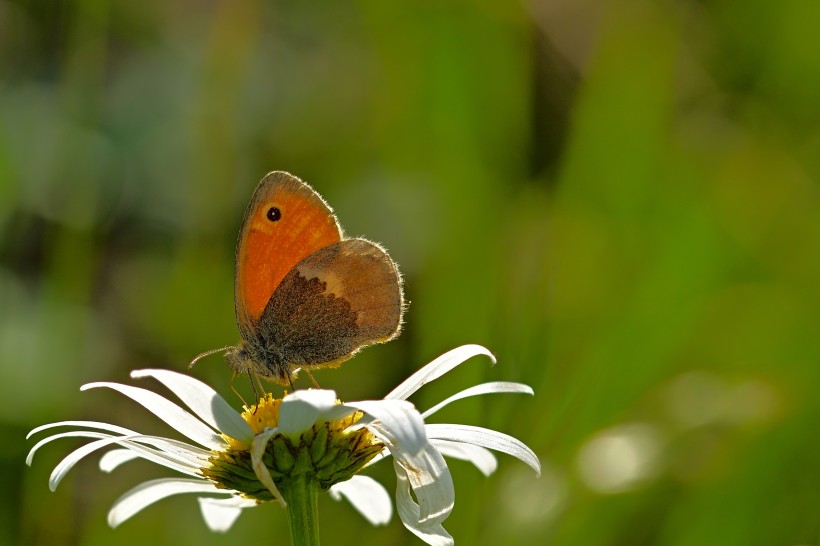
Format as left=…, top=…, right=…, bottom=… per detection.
left=3, top=0, right=820, bottom=544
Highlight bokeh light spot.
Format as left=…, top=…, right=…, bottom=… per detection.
left=576, top=423, right=663, bottom=494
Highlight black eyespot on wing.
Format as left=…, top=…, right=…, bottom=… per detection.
left=267, top=207, right=281, bottom=222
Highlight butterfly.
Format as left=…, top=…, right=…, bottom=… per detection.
left=194, top=171, right=404, bottom=388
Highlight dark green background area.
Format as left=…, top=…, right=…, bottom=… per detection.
left=3, top=1, right=819, bottom=545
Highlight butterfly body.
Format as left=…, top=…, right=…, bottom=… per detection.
left=226, top=172, right=404, bottom=384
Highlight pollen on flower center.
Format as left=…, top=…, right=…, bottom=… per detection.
left=242, top=393, right=282, bottom=434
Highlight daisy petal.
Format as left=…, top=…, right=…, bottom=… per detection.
left=131, top=369, right=253, bottom=444
left=278, top=389, right=353, bottom=436
left=99, top=449, right=141, bottom=472
left=250, top=427, right=286, bottom=507
left=390, top=442, right=454, bottom=526
left=198, top=496, right=256, bottom=532
left=425, top=424, right=541, bottom=476
left=28, top=431, right=117, bottom=466
left=108, top=478, right=230, bottom=527
left=47, top=433, right=205, bottom=490
left=81, top=382, right=226, bottom=450
left=27, top=417, right=210, bottom=464
left=27, top=420, right=136, bottom=440
left=105, top=439, right=204, bottom=474
left=349, top=399, right=426, bottom=455
left=330, top=475, right=392, bottom=525
left=28, top=428, right=208, bottom=469
left=422, top=382, right=534, bottom=418
left=386, top=345, right=495, bottom=401
left=394, top=461, right=454, bottom=546
left=431, top=439, right=498, bottom=476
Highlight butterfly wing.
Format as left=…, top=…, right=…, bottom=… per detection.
left=234, top=171, right=343, bottom=339
left=256, top=238, right=404, bottom=375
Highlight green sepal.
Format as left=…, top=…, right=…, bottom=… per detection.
left=274, top=439, right=296, bottom=472
left=309, top=424, right=329, bottom=463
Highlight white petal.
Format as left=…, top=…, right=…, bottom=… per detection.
left=28, top=430, right=119, bottom=466
left=394, top=462, right=454, bottom=546
left=421, top=381, right=534, bottom=418
left=349, top=399, right=426, bottom=455
left=108, top=478, right=230, bottom=527
left=385, top=345, right=495, bottom=401
left=425, top=424, right=541, bottom=476
left=329, top=475, right=392, bottom=526
left=278, top=389, right=352, bottom=436
left=431, top=439, right=498, bottom=477
left=28, top=429, right=207, bottom=469
left=81, top=382, right=226, bottom=450
left=99, top=449, right=141, bottom=472
left=250, top=427, right=286, bottom=507
left=130, top=369, right=253, bottom=444
left=109, top=439, right=205, bottom=474
left=47, top=433, right=204, bottom=490
left=27, top=420, right=136, bottom=440
left=197, top=496, right=256, bottom=532
left=389, top=442, right=454, bottom=526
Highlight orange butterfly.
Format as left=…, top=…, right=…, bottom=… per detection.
left=195, top=172, right=404, bottom=388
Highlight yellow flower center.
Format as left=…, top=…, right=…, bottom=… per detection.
left=242, top=393, right=282, bottom=434
left=206, top=393, right=385, bottom=501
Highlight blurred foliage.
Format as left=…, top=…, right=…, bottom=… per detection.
left=3, top=0, right=820, bottom=545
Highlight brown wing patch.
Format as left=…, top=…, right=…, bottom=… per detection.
left=235, top=172, right=342, bottom=333
left=254, top=238, right=404, bottom=377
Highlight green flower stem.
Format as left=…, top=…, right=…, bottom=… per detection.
left=280, top=475, right=320, bottom=546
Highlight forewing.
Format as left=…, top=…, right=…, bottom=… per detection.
left=234, top=171, right=343, bottom=337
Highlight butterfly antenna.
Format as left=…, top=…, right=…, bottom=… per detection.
left=189, top=345, right=233, bottom=369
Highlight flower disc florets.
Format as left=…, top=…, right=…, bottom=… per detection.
left=203, top=394, right=384, bottom=501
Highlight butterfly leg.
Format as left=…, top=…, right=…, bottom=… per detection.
left=249, top=371, right=272, bottom=408
left=285, top=371, right=296, bottom=393
left=229, top=371, right=251, bottom=408
left=302, top=369, right=321, bottom=389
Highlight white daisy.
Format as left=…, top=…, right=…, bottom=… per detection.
left=27, top=344, right=540, bottom=545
